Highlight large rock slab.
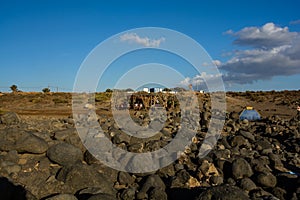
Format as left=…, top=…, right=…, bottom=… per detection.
left=0, top=128, right=48, bottom=154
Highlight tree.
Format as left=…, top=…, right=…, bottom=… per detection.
left=105, top=88, right=113, bottom=93
left=42, top=88, right=50, bottom=93
left=10, top=85, right=18, bottom=93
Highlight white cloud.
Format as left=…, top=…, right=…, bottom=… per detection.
left=226, top=22, right=297, bottom=48
left=213, top=60, right=222, bottom=66
left=180, top=72, right=222, bottom=90
left=120, top=33, right=165, bottom=47
left=202, top=60, right=222, bottom=67
left=220, top=22, right=300, bottom=85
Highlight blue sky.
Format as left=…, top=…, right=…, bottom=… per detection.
left=0, top=0, right=299, bottom=92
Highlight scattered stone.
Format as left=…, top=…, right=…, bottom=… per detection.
left=57, top=163, right=116, bottom=195
left=45, top=194, right=78, bottom=200
left=47, top=142, right=83, bottom=166
left=0, top=161, right=21, bottom=174
left=87, top=193, right=116, bottom=200
left=4, top=150, right=19, bottom=163
left=272, top=187, right=287, bottom=200
left=148, top=187, right=168, bottom=200
left=239, top=177, right=257, bottom=192
left=0, top=128, right=48, bottom=154
left=118, top=171, right=135, bottom=186
left=0, top=112, right=21, bottom=125
left=1, top=92, right=300, bottom=199
left=239, top=130, right=255, bottom=142
left=171, top=169, right=190, bottom=188
left=188, top=176, right=201, bottom=188
left=256, top=172, right=277, bottom=188
left=232, top=158, right=253, bottom=180
left=231, top=135, right=249, bottom=148
left=195, top=185, right=250, bottom=200
left=209, top=176, right=224, bottom=186
left=137, top=175, right=166, bottom=199
left=120, top=187, right=136, bottom=200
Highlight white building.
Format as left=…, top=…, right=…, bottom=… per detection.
left=143, top=87, right=150, bottom=93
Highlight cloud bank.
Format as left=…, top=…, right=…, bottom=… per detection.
left=221, top=22, right=300, bottom=84
left=120, top=33, right=165, bottom=47
left=181, top=22, right=300, bottom=89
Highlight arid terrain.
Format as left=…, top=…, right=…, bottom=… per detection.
left=0, top=90, right=299, bottom=200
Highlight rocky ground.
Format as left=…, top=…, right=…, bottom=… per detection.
left=0, top=91, right=299, bottom=200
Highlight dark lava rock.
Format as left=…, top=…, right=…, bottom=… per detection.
left=249, top=188, right=278, bottom=200
left=87, top=193, right=116, bottom=200
left=209, top=176, right=224, bottom=185
left=231, top=135, right=250, bottom=148
left=239, top=130, right=255, bottom=142
left=229, top=111, right=240, bottom=121
left=54, top=128, right=86, bottom=152
left=158, top=164, right=176, bottom=178
left=118, top=171, right=135, bottom=186
left=195, top=185, right=250, bottom=200
left=256, top=138, right=273, bottom=150
left=256, top=172, right=277, bottom=188
left=120, top=187, right=136, bottom=200
left=47, top=142, right=83, bottom=166
left=137, top=174, right=166, bottom=199
left=272, top=187, right=287, bottom=200
left=57, top=163, right=116, bottom=195
left=0, top=111, right=21, bottom=125
left=148, top=187, right=168, bottom=200
left=84, top=150, right=101, bottom=165
left=45, top=194, right=78, bottom=200
left=170, top=169, right=190, bottom=188
left=232, top=158, right=253, bottom=180
left=239, top=178, right=257, bottom=192
left=4, top=150, right=19, bottom=163
left=0, top=128, right=48, bottom=154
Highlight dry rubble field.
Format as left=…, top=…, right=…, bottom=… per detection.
left=0, top=90, right=299, bottom=200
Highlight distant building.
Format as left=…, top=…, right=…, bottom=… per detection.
left=149, top=88, right=163, bottom=93
left=143, top=87, right=149, bottom=93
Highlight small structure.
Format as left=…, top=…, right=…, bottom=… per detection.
left=239, top=106, right=261, bottom=121
left=143, top=88, right=150, bottom=93
left=149, top=88, right=163, bottom=93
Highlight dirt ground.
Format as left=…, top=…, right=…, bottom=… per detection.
left=0, top=90, right=299, bottom=120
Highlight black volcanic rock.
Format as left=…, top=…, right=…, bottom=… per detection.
left=195, top=185, right=250, bottom=200
left=0, top=128, right=48, bottom=154
left=1, top=92, right=300, bottom=200
left=57, top=163, right=116, bottom=195
left=256, top=172, right=277, bottom=188
left=232, top=158, right=253, bottom=180
left=47, top=142, right=83, bottom=166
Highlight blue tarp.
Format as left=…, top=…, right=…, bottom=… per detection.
left=239, top=109, right=261, bottom=121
